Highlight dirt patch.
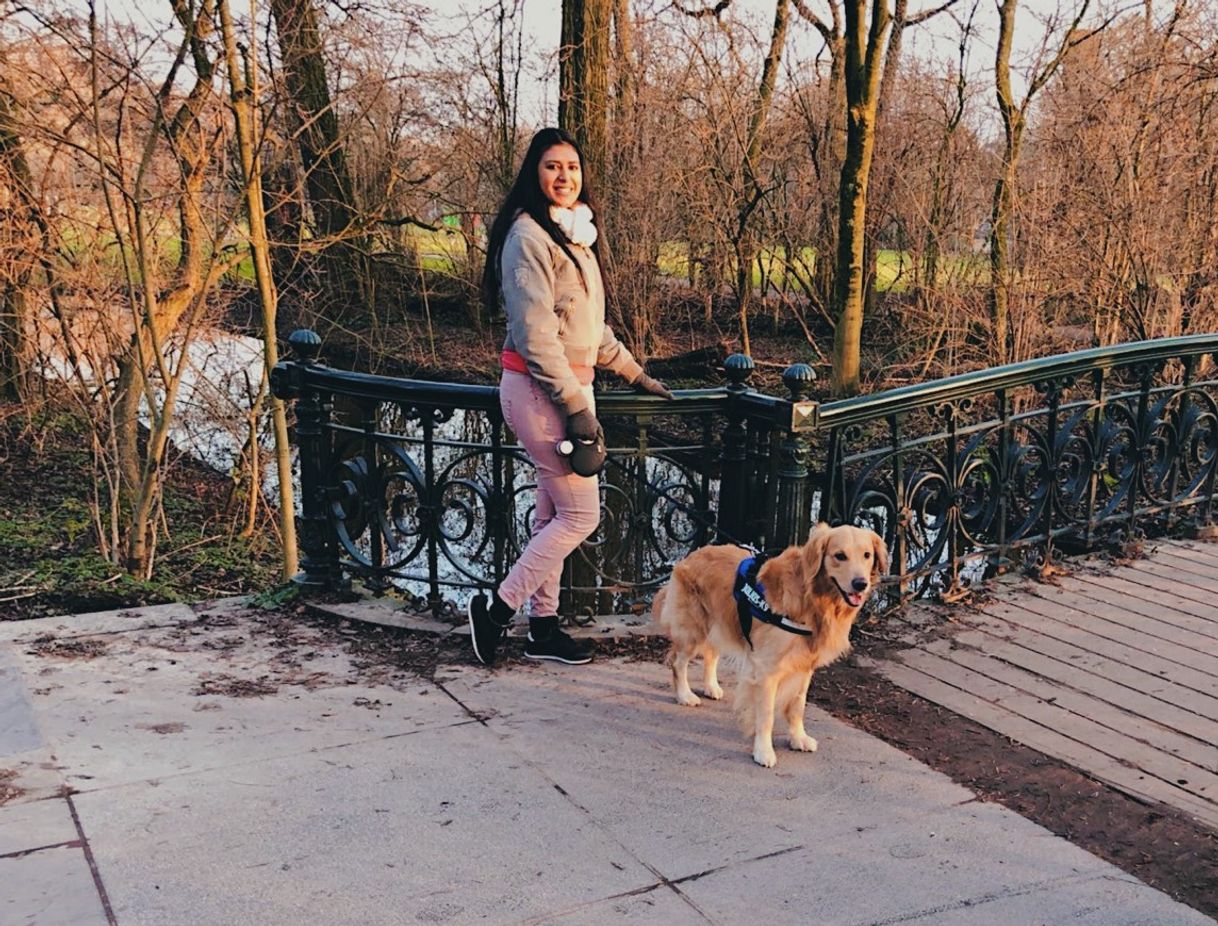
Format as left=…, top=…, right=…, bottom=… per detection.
left=27, top=636, right=108, bottom=659
left=0, top=768, right=25, bottom=806
left=192, top=674, right=279, bottom=698
left=137, top=722, right=186, bottom=734
left=809, top=659, right=1218, bottom=920
left=0, top=405, right=280, bottom=622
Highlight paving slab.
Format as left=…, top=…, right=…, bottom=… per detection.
left=1, top=645, right=68, bottom=804
left=440, top=661, right=978, bottom=881
left=879, top=875, right=1218, bottom=926
left=4, top=609, right=472, bottom=794
left=2, top=602, right=1215, bottom=925
left=0, top=795, right=78, bottom=855
left=0, top=602, right=200, bottom=643
left=675, top=797, right=1215, bottom=926
left=518, top=885, right=708, bottom=925
left=0, top=843, right=109, bottom=926
left=73, top=724, right=657, bottom=926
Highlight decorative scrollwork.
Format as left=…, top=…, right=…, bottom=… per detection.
left=289, top=343, right=1218, bottom=613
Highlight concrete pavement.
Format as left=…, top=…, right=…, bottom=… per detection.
left=1, top=600, right=1214, bottom=926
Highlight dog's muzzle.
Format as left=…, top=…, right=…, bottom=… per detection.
left=836, top=578, right=868, bottom=609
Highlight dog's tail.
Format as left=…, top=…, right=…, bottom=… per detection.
left=649, top=584, right=669, bottom=634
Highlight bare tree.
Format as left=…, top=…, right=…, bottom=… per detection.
left=990, top=0, right=1097, bottom=362
left=0, top=58, right=34, bottom=402
left=560, top=0, right=611, bottom=179
left=219, top=0, right=297, bottom=579
left=268, top=0, right=372, bottom=328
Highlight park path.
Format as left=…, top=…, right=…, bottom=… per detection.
left=3, top=595, right=1214, bottom=924
left=872, top=536, right=1218, bottom=832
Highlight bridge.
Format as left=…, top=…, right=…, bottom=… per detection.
left=272, top=330, right=1218, bottom=831
left=870, top=534, right=1218, bottom=832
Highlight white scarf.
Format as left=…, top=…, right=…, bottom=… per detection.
left=549, top=203, right=598, bottom=247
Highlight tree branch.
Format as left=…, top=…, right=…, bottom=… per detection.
left=790, top=0, right=835, bottom=43
left=904, top=0, right=961, bottom=26
left=673, top=0, right=733, bottom=18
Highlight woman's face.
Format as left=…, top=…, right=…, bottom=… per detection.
left=537, top=143, right=581, bottom=209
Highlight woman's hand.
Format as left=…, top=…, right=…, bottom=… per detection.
left=632, top=373, right=675, bottom=400
left=566, top=408, right=603, bottom=441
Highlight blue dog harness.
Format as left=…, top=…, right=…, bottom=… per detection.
left=733, top=554, right=813, bottom=648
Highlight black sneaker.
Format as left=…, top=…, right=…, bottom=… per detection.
left=468, top=593, right=508, bottom=666
left=524, top=624, right=594, bottom=665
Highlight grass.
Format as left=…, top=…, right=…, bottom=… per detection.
left=403, top=228, right=984, bottom=295
left=0, top=405, right=281, bottom=621
left=52, top=211, right=990, bottom=297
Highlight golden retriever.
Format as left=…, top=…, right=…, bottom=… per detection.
left=652, top=523, right=888, bottom=768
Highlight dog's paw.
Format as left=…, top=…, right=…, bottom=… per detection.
left=753, top=745, right=778, bottom=768
left=703, top=682, right=724, bottom=701
left=676, top=690, right=702, bottom=707
left=789, top=732, right=818, bottom=752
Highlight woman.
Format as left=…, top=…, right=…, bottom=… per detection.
left=468, top=127, right=673, bottom=666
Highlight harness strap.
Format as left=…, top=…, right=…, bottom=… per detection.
left=734, top=554, right=812, bottom=649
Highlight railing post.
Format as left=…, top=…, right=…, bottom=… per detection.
left=717, top=353, right=754, bottom=545
left=1124, top=363, right=1157, bottom=553
left=273, top=328, right=345, bottom=591
left=772, top=363, right=817, bottom=548
left=1164, top=356, right=1193, bottom=533
left=1032, top=377, right=1066, bottom=574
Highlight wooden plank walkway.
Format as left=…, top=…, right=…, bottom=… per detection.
left=871, top=537, right=1218, bottom=831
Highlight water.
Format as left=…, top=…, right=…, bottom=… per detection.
left=42, top=326, right=283, bottom=496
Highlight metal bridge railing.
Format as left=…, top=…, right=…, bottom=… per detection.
left=271, top=329, right=1218, bottom=615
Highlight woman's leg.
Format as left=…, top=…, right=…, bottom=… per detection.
left=526, top=479, right=560, bottom=618
left=468, top=372, right=599, bottom=665
left=498, top=373, right=600, bottom=612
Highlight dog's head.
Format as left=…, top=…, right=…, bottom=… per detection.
left=757, top=523, right=889, bottom=620
left=805, top=523, right=889, bottom=610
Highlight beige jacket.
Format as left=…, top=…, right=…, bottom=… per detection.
left=500, top=212, right=642, bottom=415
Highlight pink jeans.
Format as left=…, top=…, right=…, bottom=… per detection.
left=497, top=370, right=600, bottom=617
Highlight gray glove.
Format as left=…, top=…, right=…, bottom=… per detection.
left=633, top=373, right=675, bottom=400
left=566, top=408, right=602, bottom=441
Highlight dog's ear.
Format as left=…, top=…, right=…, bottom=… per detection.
left=870, top=530, right=890, bottom=578
left=802, top=523, right=831, bottom=581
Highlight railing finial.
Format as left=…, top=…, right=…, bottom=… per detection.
left=782, top=363, right=816, bottom=401
left=724, top=353, right=754, bottom=389
left=289, top=328, right=322, bottom=363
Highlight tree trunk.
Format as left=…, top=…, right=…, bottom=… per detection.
left=220, top=0, right=299, bottom=580
left=831, top=0, right=890, bottom=396
left=0, top=67, right=34, bottom=402
left=492, top=0, right=521, bottom=196
left=611, top=0, right=635, bottom=122
left=734, top=0, right=790, bottom=355
left=268, top=0, right=371, bottom=327
left=989, top=0, right=1092, bottom=364
left=989, top=0, right=1020, bottom=365
left=812, top=29, right=847, bottom=314
left=559, top=0, right=611, bottom=181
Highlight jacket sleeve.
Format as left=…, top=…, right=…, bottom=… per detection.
left=501, top=227, right=590, bottom=416
left=596, top=324, right=644, bottom=384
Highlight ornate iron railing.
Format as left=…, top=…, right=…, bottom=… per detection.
left=271, top=330, right=1218, bottom=615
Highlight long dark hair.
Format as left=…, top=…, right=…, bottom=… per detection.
left=481, top=128, right=607, bottom=318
